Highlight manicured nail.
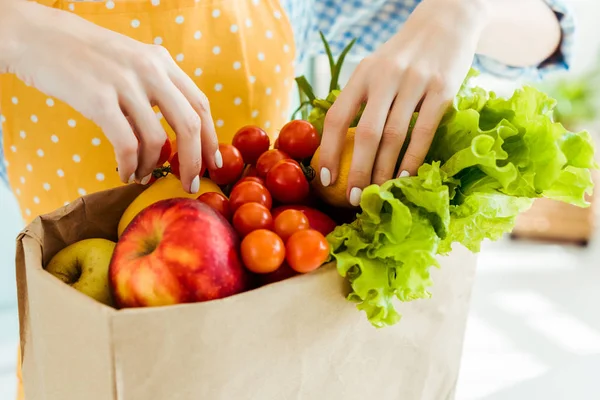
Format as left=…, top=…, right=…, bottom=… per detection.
left=141, top=174, right=152, bottom=185
left=215, top=150, right=223, bottom=169
left=320, top=168, right=331, bottom=187
left=349, top=187, right=362, bottom=207
left=190, top=175, right=200, bottom=194
left=127, top=173, right=136, bottom=184
left=399, top=170, right=410, bottom=178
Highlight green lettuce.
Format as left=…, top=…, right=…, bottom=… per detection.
left=328, top=71, right=598, bottom=328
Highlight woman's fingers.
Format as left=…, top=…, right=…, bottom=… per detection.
left=318, top=76, right=366, bottom=188
left=346, top=84, right=397, bottom=206
left=122, top=98, right=167, bottom=184
left=93, top=101, right=139, bottom=184
left=151, top=75, right=203, bottom=194
left=371, top=80, right=427, bottom=185
left=398, top=92, right=452, bottom=176
left=168, top=65, right=220, bottom=170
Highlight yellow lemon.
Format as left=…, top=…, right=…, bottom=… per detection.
left=310, top=128, right=356, bottom=208
left=117, top=174, right=223, bottom=237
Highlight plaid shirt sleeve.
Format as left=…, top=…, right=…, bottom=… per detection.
left=282, top=0, right=575, bottom=80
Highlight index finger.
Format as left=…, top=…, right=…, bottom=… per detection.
left=153, top=78, right=203, bottom=193
left=318, top=77, right=366, bottom=187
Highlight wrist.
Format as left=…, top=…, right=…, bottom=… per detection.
left=0, top=0, right=28, bottom=72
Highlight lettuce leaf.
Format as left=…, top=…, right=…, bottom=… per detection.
left=328, top=71, right=597, bottom=328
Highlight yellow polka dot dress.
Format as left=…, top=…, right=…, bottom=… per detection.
left=0, top=0, right=296, bottom=225
left=1, top=1, right=296, bottom=399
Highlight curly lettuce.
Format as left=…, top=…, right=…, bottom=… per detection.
left=328, top=72, right=598, bottom=328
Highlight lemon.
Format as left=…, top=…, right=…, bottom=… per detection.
left=117, top=174, right=223, bottom=237
left=310, top=128, right=356, bottom=208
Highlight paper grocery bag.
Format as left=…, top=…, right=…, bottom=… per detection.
left=16, top=184, right=478, bottom=400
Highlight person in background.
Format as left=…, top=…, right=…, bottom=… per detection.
left=0, top=0, right=573, bottom=398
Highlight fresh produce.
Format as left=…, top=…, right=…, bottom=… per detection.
left=45, top=239, right=116, bottom=306
left=256, top=149, right=290, bottom=178
left=241, top=229, right=285, bottom=274
left=276, top=120, right=320, bottom=160
left=157, top=139, right=173, bottom=167
left=273, top=210, right=310, bottom=242
left=233, top=202, right=273, bottom=237
left=310, top=128, right=356, bottom=208
left=265, top=159, right=310, bottom=204
left=208, top=143, right=245, bottom=185
left=271, top=205, right=337, bottom=237
left=118, top=174, right=222, bottom=237
left=232, top=125, right=270, bottom=164
left=327, top=71, right=598, bottom=328
left=197, top=192, right=231, bottom=221
left=242, top=164, right=260, bottom=178
left=110, top=198, right=248, bottom=307
left=286, top=229, right=330, bottom=273
left=233, top=176, right=265, bottom=189
left=229, top=180, right=272, bottom=212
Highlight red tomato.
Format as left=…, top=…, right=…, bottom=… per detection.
left=168, top=152, right=206, bottom=179
left=229, top=181, right=272, bottom=212
left=233, top=202, right=273, bottom=237
left=277, top=120, right=320, bottom=159
left=157, top=139, right=172, bottom=166
left=209, top=144, right=244, bottom=185
left=286, top=229, right=330, bottom=273
left=232, top=126, right=270, bottom=164
left=271, top=205, right=337, bottom=237
left=241, top=229, right=285, bottom=274
left=197, top=192, right=231, bottom=221
left=274, top=210, right=310, bottom=243
left=274, top=138, right=280, bottom=149
left=266, top=159, right=309, bottom=204
left=233, top=176, right=265, bottom=190
left=255, top=149, right=290, bottom=178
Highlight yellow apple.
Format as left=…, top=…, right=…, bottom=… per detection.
left=45, top=238, right=116, bottom=306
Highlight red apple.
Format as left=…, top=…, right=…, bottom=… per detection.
left=109, top=198, right=248, bottom=308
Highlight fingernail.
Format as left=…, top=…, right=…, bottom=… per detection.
left=320, top=168, right=331, bottom=187
left=141, top=174, right=152, bottom=185
left=215, top=150, right=223, bottom=169
left=190, top=175, right=200, bottom=194
left=128, top=173, right=136, bottom=184
left=349, top=187, right=362, bottom=207
left=399, top=170, right=410, bottom=178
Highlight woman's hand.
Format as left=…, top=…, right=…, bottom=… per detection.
left=0, top=0, right=219, bottom=193
left=318, top=0, right=490, bottom=206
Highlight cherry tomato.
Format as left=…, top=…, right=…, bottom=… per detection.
left=241, top=229, right=285, bottom=274
left=197, top=192, right=232, bottom=221
left=274, top=137, right=280, bottom=149
left=168, top=152, right=206, bottom=180
left=274, top=210, right=310, bottom=242
left=209, top=144, right=244, bottom=185
left=229, top=181, right=272, bottom=212
left=157, top=139, right=172, bottom=166
left=272, top=205, right=337, bottom=237
left=266, top=159, right=309, bottom=204
left=255, top=149, right=290, bottom=178
left=233, top=202, right=273, bottom=237
left=286, top=229, right=330, bottom=273
left=232, top=126, right=270, bottom=164
left=233, top=176, right=265, bottom=190
left=277, top=120, right=320, bottom=160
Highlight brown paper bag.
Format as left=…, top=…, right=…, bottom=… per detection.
left=16, top=184, right=477, bottom=400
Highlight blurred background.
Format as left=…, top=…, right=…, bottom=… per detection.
left=1, top=0, right=600, bottom=399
